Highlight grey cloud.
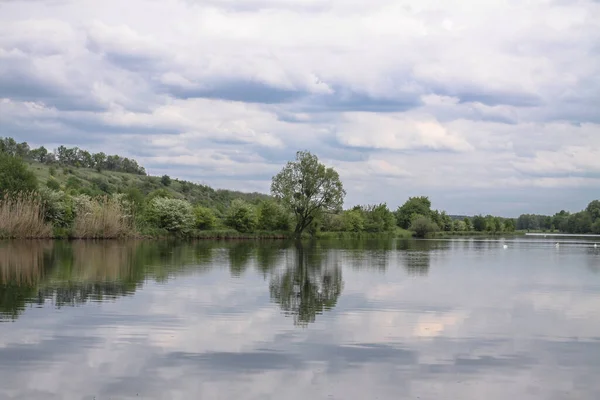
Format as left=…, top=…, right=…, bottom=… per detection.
left=162, top=79, right=305, bottom=104
left=437, top=87, right=543, bottom=108
left=0, top=61, right=106, bottom=112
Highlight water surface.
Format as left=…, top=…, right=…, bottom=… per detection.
left=1, top=238, right=599, bottom=400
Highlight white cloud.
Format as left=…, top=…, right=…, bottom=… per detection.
left=0, top=0, right=599, bottom=214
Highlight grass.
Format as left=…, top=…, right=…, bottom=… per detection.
left=316, top=228, right=413, bottom=240
left=26, top=160, right=270, bottom=208
left=0, top=193, right=53, bottom=239
left=431, top=230, right=526, bottom=237
left=71, top=196, right=135, bottom=239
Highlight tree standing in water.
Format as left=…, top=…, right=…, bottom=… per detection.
left=271, top=151, right=345, bottom=238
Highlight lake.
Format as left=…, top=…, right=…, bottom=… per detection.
left=1, top=238, right=599, bottom=400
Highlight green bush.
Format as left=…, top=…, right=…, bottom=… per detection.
left=194, top=206, right=217, bottom=230
left=225, top=199, right=258, bottom=233
left=46, top=178, right=61, bottom=191
left=147, top=188, right=174, bottom=202
left=38, top=188, right=75, bottom=228
left=409, top=215, right=439, bottom=238
left=341, top=209, right=365, bottom=232
left=146, top=197, right=194, bottom=233
left=591, top=220, right=600, bottom=234
left=161, top=175, right=171, bottom=186
left=0, top=153, right=38, bottom=196
left=257, top=200, right=290, bottom=231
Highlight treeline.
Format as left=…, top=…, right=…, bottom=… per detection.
left=1, top=136, right=146, bottom=175
left=516, top=202, right=600, bottom=234
left=1, top=140, right=599, bottom=238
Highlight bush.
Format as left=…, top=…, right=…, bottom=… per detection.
left=161, top=175, right=171, bottom=186
left=194, top=206, right=217, bottom=230
left=49, top=166, right=57, bottom=176
left=591, top=220, right=600, bottom=234
left=46, top=178, right=61, bottom=191
left=225, top=199, right=258, bottom=233
left=146, top=197, right=194, bottom=233
left=0, top=153, right=38, bottom=197
left=341, top=209, right=365, bottom=232
left=409, top=215, right=439, bottom=238
left=147, top=188, right=173, bottom=202
left=257, top=200, right=290, bottom=231
left=38, top=188, right=75, bottom=228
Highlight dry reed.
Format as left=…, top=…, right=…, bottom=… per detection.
left=72, top=195, right=134, bottom=239
left=0, top=193, right=53, bottom=238
left=0, top=241, right=52, bottom=285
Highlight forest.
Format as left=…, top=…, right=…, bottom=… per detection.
left=1, top=136, right=598, bottom=239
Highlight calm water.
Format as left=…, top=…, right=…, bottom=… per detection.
left=1, top=238, right=599, bottom=400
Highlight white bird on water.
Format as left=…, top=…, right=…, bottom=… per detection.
left=555, top=242, right=560, bottom=248
left=595, top=244, right=598, bottom=248
left=503, top=244, right=508, bottom=249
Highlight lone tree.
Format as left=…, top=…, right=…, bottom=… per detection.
left=271, top=151, right=345, bottom=237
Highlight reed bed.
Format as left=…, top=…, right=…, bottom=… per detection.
left=72, top=195, right=135, bottom=239
left=0, top=240, right=52, bottom=285
left=0, top=193, right=53, bottom=238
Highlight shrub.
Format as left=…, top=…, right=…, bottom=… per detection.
left=161, top=175, right=171, bottom=186
left=125, top=187, right=145, bottom=213
left=147, top=188, right=173, bottom=202
left=0, top=153, right=38, bottom=197
left=257, top=200, right=290, bottom=231
left=0, top=193, right=53, bottom=238
left=225, top=199, right=258, bottom=233
left=341, top=209, right=365, bottom=232
left=46, top=178, right=61, bottom=191
left=194, top=206, right=217, bottom=230
left=592, top=220, right=600, bottom=234
left=146, top=197, right=194, bottom=233
left=409, top=215, right=439, bottom=238
left=66, top=176, right=83, bottom=190
left=49, top=166, right=57, bottom=176
left=38, top=188, right=75, bottom=228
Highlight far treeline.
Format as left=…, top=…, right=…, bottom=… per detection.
left=1, top=136, right=598, bottom=239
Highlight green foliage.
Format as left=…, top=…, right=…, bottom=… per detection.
left=395, top=196, right=432, bottom=229
left=341, top=209, right=365, bottom=232
left=38, top=188, right=75, bottom=228
left=592, top=220, right=600, bottom=234
left=125, top=187, right=145, bottom=213
left=472, top=215, right=487, bottom=231
left=586, top=200, right=600, bottom=221
left=271, top=150, right=345, bottom=236
left=46, top=178, right=61, bottom=191
left=161, top=175, right=172, bottom=186
left=147, top=188, right=174, bottom=202
left=504, top=219, right=516, bottom=232
left=409, top=215, right=439, bottom=238
left=566, top=211, right=592, bottom=234
left=0, top=153, right=38, bottom=196
left=362, top=204, right=396, bottom=232
left=194, top=206, right=217, bottom=230
left=257, top=200, right=291, bottom=231
left=49, top=166, right=57, bottom=176
left=146, top=198, right=194, bottom=233
left=225, top=199, right=258, bottom=233
left=463, top=217, right=472, bottom=231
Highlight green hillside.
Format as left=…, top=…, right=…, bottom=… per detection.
left=26, top=160, right=271, bottom=212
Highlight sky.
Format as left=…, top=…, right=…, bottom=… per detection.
left=0, top=0, right=599, bottom=216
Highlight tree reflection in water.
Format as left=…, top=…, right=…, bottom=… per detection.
left=269, top=242, right=343, bottom=327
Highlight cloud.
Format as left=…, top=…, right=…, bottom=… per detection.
left=336, top=112, right=474, bottom=152
left=0, top=0, right=599, bottom=214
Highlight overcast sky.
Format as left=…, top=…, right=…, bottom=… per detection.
left=1, top=0, right=598, bottom=216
